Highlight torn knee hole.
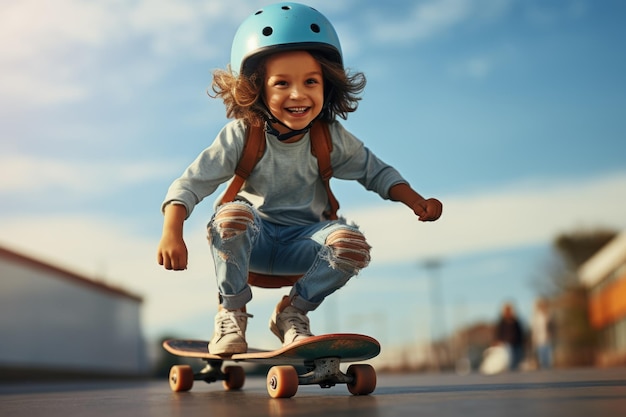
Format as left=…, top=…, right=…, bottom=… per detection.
left=325, top=229, right=371, bottom=269
left=213, top=205, right=255, bottom=239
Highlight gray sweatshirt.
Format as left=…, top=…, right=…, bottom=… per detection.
left=162, top=119, right=407, bottom=225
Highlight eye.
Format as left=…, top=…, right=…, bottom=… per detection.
left=306, top=77, right=320, bottom=85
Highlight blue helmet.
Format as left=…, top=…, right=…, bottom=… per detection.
left=230, top=2, right=343, bottom=76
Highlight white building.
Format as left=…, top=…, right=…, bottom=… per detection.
left=579, top=230, right=626, bottom=366
left=0, top=245, right=148, bottom=378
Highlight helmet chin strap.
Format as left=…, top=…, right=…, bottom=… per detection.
left=264, top=119, right=313, bottom=141
left=263, top=109, right=314, bottom=142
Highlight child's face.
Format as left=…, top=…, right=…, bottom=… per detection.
left=263, top=50, right=324, bottom=135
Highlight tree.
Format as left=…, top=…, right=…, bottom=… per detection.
left=534, top=228, right=617, bottom=296
left=555, top=228, right=617, bottom=268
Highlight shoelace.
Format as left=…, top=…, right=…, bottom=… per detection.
left=283, top=310, right=312, bottom=336
left=217, top=311, right=253, bottom=335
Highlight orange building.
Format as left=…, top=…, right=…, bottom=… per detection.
left=579, top=231, right=626, bottom=366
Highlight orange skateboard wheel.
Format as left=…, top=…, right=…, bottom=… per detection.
left=346, top=364, right=376, bottom=395
left=266, top=366, right=299, bottom=398
left=169, top=365, right=194, bottom=392
left=223, top=365, right=245, bottom=390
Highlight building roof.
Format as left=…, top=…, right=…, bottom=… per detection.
left=0, top=244, right=143, bottom=303
left=579, top=230, right=626, bottom=288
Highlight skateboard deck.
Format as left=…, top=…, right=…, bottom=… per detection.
left=163, top=333, right=380, bottom=398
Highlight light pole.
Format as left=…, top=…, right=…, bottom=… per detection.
left=422, top=258, right=445, bottom=370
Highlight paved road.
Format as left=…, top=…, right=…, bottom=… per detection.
left=1, top=367, right=625, bottom=417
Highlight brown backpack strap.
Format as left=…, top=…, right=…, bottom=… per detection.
left=219, top=124, right=266, bottom=205
left=310, top=121, right=339, bottom=220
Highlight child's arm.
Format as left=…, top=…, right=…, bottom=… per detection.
left=388, top=183, right=443, bottom=222
left=157, top=203, right=189, bottom=270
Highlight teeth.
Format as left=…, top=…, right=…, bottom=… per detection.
left=288, top=107, right=308, bottom=113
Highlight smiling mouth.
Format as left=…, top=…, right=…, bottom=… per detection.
left=286, top=106, right=309, bottom=114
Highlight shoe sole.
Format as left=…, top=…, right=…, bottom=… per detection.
left=208, top=342, right=248, bottom=355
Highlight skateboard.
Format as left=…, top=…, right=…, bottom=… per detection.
left=163, top=333, right=380, bottom=398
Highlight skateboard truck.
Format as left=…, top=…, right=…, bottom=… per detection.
left=300, top=357, right=348, bottom=388
left=196, top=359, right=224, bottom=384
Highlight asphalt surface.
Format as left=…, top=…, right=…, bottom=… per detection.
left=1, top=367, right=625, bottom=417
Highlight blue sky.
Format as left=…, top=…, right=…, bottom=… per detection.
left=1, top=0, right=625, bottom=357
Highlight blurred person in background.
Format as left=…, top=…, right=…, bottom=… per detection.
left=495, top=302, right=526, bottom=371
left=531, top=298, right=555, bottom=369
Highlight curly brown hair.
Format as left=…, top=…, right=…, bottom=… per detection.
left=210, top=51, right=366, bottom=127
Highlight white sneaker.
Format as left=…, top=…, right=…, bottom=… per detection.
left=269, top=305, right=314, bottom=346
left=208, top=309, right=252, bottom=355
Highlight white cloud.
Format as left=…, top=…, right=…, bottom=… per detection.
left=0, top=153, right=182, bottom=194
left=525, top=0, right=588, bottom=26
left=125, top=0, right=235, bottom=57
left=0, top=0, right=118, bottom=57
left=0, top=72, right=88, bottom=106
left=0, top=0, right=236, bottom=62
left=447, top=56, right=494, bottom=79
left=348, top=171, right=626, bottom=263
left=0, top=0, right=246, bottom=107
left=0, top=0, right=119, bottom=105
left=367, top=0, right=514, bottom=44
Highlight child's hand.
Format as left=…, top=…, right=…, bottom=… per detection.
left=157, top=235, right=188, bottom=270
left=412, top=198, right=443, bottom=222
left=158, top=203, right=188, bottom=270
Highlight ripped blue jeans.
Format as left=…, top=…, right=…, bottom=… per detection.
left=207, top=201, right=371, bottom=312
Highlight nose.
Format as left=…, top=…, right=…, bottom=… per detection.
left=289, top=85, right=304, bottom=99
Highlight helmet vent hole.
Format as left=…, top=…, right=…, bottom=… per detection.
left=310, top=23, right=320, bottom=33
left=255, top=10, right=263, bottom=15
left=262, top=26, right=273, bottom=36
left=281, top=6, right=291, bottom=11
